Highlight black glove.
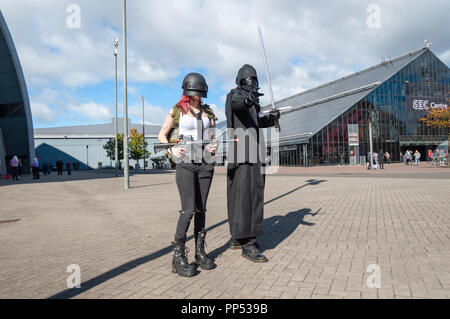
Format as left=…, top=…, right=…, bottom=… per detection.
left=269, top=110, right=280, bottom=121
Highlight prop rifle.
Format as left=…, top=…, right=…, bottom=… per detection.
left=153, top=135, right=239, bottom=152
left=257, top=26, right=292, bottom=131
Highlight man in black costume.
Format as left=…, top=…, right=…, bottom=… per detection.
left=225, top=64, right=280, bottom=262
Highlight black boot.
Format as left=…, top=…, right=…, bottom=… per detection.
left=229, top=238, right=260, bottom=250
left=229, top=238, right=241, bottom=250
left=172, top=238, right=196, bottom=277
left=242, top=243, right=268, bottom=263
left=195, top=231, right=216, bottom=270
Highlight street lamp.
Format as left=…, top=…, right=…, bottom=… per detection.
left=368, top=108, right=375, bottom=169
left=142, top=95, right=145, bottom=171
left=86, top=145, right=89, bottom=169
left=122, top=0, right=130, bottom=189
left=114, top=37, right=119, bottom=177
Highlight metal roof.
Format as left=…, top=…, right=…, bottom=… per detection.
left=265, top=47, right=428, bottom=140
left=34, top=117, right=161, bottom=138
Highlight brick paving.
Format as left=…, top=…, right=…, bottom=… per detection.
left=0, top=164, right=449, bottom=299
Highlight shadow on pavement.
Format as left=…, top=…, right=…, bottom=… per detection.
left=259, top=208, right=319, bottom=252
left=48, top=178, right=325, bottom=299
left=131, top=182, right=174, bottom=189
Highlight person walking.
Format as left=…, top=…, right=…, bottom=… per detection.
left=225, top=64, right=280, bottom=263
left=367, top=151, right=372, bottom=169
left=373, top=151, right=379, bottom=169
left=31, top=156, right=40, bottom=179
left=66, top=160, right=72, bottom=175
left=17, top=158, right=22, bottom=180
left=406, top=150, right=412, bottom=166
left=379, top=149, right=385, bottom=169
left=414, top=150, right=421, bottom=166
left=439, top=149, right=445, bottom=166
left=158, top=73, right=217, bottom=277
left=427, top=149, right=433, bottom=163
left=56, top=158, right=63, bottom=175
left=385, top=151, right=390, bottom=164
left=10, top=155, right=19, bottom=181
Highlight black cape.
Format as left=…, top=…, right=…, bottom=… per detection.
left=225, top=87, right=275, bottom=239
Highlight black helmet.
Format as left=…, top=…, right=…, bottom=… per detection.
left=235, top=64, right=259, bottom=88
left=182, top=72, right=208, bottom=98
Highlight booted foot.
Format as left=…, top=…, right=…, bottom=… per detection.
left=229, top=238, right=260, bottom=250
left=242, top=244, right=268, bottom=263
left=172, top=240, right=196, bottom=277
left=229, top=238, right=241, bottom=250
left=195, top=231, right=216, bottom=270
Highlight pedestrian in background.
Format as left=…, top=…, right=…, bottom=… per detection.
left=379, top=149, right=385, bottom=169
left=427, top=149, right=433, bottom=163
left=17, top=158, right=22, bottom=180
left=414, top=150, right=421, bottom=166
left=31, top=156, right=40, bottom=179
left=373, top=151, right=379, bottom=169
left=385, top=151, right=390, bottom=164
left=367, top=151, right=372, bottom=169
left=10, top=155, right=19, bottom=181
left=406, top=150, right=412, bottom=165
left=66, top=160, right=71, bottom=176
left=432, top=151, right=439, bottom=168
left=56, top=158, right=63, bottom=175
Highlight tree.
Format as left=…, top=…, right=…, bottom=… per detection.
left=420, top=93, right=450, bottom=128
left=103, top=130, right=150, bottom=165
left=129, top=128, right=149, bottom=161
left=419, top=108, right=450, bottom=128
left=103, top=134, right=124, bottom=161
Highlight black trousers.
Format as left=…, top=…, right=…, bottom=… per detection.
left=174, top=162, right=214, bottom=241
left=12, top=167, right=18, bottom=180
left=32, top=167, right=40, bottom=179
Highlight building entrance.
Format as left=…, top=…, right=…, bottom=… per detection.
left=280, top=147, right=301, bottom=166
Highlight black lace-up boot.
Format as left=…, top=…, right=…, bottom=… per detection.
left=194, top=231, right=216, bottom=270
left=172, top=237, right=196, bottom=277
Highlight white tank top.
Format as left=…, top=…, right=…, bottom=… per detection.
left=178, top=111, right=211, bottom=141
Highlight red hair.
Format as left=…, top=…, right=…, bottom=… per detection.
left=176, top=94, right=202, bottom=114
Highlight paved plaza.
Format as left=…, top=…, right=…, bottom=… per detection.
left=0, top=164, right=449, bottom=299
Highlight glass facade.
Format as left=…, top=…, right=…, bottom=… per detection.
left=280, top=50, right=449, bottom=166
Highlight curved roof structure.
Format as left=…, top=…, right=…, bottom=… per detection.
left=0, top=10, right=34, bottom=173
left=264, top=47, right=429, bottom=144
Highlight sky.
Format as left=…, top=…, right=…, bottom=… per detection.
left=1, top=0, right=449, bottom=129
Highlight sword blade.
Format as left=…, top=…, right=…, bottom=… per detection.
left=257, top=26, right=276, bottom=111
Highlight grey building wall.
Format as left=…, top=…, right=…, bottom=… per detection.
left=34, top=118, right=163, bottom=170
left=35, top=136, right=159, bottom=170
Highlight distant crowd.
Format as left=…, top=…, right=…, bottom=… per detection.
left=367, top=148, right=448, bottom=169
left=0, top=156, right=72, bottom=181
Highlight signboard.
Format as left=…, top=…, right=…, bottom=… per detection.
left=347, top=124, right=359, bottom=146
left=406, top=96, right=448, bottom=111
left=405, top=81, right=448, bottom=111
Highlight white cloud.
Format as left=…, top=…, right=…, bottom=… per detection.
left=30, top=102, right=55, bottom=123
left=128, top=101, right=168, bottom=125
left=1, top=0, right=448, bottom=127
left=68, top=102, right=112, bottom=121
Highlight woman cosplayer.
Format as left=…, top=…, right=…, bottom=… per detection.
left=158, top=73, right=217, bottom=277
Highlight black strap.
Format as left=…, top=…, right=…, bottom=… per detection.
left=189, top=106, right=204, bottom=140
left=189, top=106, right=204, bottom=160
